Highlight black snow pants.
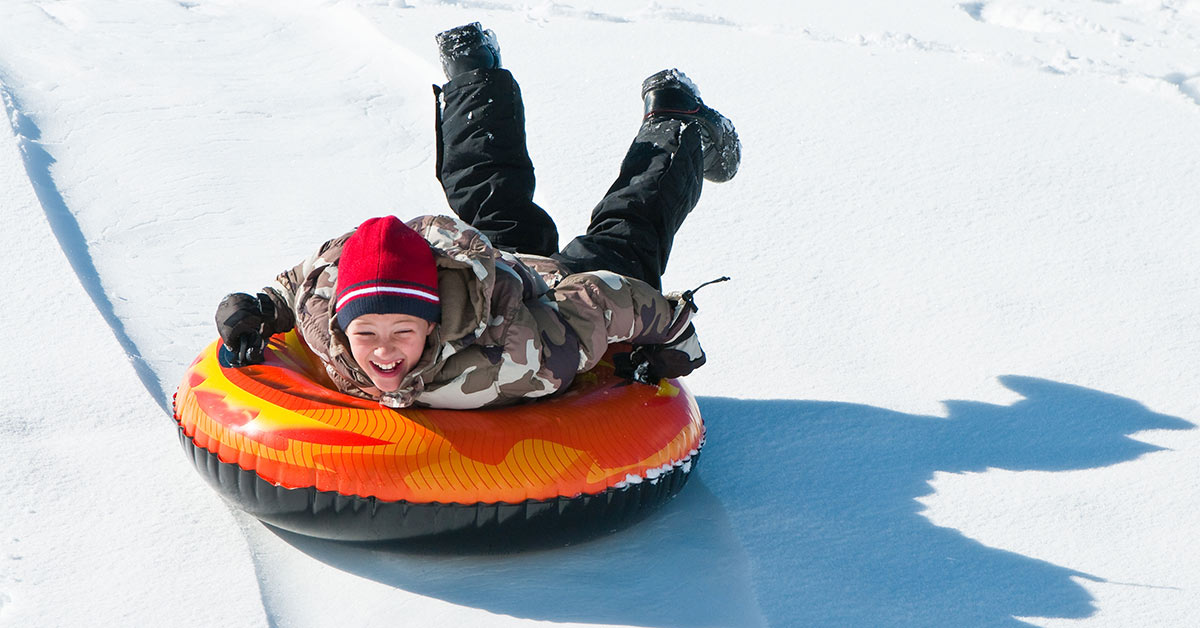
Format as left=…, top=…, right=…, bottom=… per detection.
left=435, top=69, right=703, bottom=290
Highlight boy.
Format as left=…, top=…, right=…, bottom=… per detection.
left=215, top=23, right=740, bottom=410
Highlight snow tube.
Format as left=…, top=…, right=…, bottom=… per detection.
left=173, top=330, right=704, bottom=541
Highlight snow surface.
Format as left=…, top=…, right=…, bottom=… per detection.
left=2, top=0, right=1199, bottom=626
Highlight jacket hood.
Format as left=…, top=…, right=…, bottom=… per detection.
left=328, top=215, right=500, bottom=406
left=407, top=214, right=496, bottom=344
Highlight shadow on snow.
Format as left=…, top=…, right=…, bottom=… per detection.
left=272, top=375, right=1191, bottom=627
left=0, top=81, right=168, bottom=413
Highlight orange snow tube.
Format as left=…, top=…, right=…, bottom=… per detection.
left=173, top=330, right=704, bottom=541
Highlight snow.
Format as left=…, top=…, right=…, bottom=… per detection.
left=1, top=0, right=1198, bottom=626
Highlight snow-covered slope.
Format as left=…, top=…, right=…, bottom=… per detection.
left=2, top=1, right=1198, bottom=626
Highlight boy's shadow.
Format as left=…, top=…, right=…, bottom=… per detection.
left=270, top=375, right=1191, bottom=627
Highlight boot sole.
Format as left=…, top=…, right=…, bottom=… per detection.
left=642, top=69, right=740, bottom=182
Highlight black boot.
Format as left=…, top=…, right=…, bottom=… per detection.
left=435, top=22, right=501, bottom=81
left=642, top=69, right=740, bottom=183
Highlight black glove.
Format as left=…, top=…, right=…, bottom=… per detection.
left=215, top=292, right=279, bottom=367
left=614, top=324, right=706, bottom=385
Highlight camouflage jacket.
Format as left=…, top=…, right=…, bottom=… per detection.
left=263, top=215, right=697, bottom=409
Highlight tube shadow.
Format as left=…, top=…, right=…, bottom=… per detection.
left=699, top=375, right=1192, bottom=627
left=268, top=376, right=1190, bottom=627
left=270, top=476, right=767, bottom=627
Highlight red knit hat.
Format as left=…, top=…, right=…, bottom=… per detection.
left=334, top=216, right=440, bottom=327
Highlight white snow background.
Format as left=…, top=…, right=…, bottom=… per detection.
left=2, top=0, right=1198, bottom=626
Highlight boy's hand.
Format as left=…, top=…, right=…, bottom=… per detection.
left=215, top=292, right=276, bottom=366
left=614, top=324, right=706, bottom=385
left=223, top=332, right=265, bottom=367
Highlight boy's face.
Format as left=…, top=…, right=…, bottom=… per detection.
left=345, top=313, right=436, bottom=392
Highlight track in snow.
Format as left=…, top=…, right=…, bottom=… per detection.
left=1, top=80, right=168, bottom=413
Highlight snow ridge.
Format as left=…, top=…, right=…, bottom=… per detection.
left=0, top=80, right=168, bottom=413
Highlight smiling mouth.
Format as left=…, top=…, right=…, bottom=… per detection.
left=371, top=361, right=402, bottom=375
